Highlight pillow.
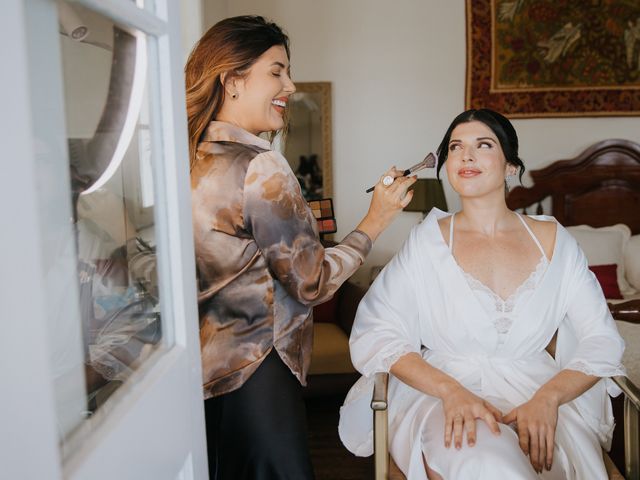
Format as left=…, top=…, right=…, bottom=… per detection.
left=313, top=295, right=338, bottom=323
left=625, top=234, right=640, bottom=291
left=588, top=264, right=623, bottom=299
left=566, top=224, right=636, bottom=296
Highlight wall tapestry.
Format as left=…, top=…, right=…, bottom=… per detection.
left=466, top=0, right=640, bottom=117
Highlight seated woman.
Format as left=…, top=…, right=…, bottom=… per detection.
left=338, top=109, right=626, bottom=479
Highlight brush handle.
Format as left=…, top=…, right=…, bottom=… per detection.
left=365, top=171, right=410, bottom=193
left=365, top=152, right=435, bottom=193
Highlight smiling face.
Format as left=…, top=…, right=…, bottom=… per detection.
left=445, top=121, right=517, bottom=199
left=224, top=45, right=295, bottom=135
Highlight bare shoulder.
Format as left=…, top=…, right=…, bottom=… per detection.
left=523, top=216, right=558, bottom=259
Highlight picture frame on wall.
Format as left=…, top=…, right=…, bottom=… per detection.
left=466, top=0, right=640, bottom=117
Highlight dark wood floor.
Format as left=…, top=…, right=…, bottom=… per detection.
left=306, top=394, right=373, bottom=480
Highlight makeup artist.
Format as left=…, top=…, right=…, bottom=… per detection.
left=186, top=15, right=416, bottom=480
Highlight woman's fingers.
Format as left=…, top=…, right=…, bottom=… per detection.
left=399, top=189, right=414, bottom=208
left=453, top=415, right=464, bottom=449
left=529, top=430, right=540, bottom=472
left=482, top=410, right=501, bottom=436
left=484, top=401, right=504, bottom=423
left=535, top=429, right=546, bottom=473
left=444, top=415, right=453, bottom=448
left=545, top=428, right=555, bottom=470
left=517, top=419, right=529, bottom=455
left=378, top=166, right=401, bottom=185
left=502, top=408, right=516, bottom=425
left=465, top=415, right=476, bottom=447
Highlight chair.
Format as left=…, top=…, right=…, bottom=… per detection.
left=370, top=300, right=640, bottom=479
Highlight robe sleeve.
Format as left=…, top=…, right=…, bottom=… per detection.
left=561, top=235, right=626, bottom=379
left=243, top=150, right=372, bottom=307
left=349, top=228, right=422, bottom=377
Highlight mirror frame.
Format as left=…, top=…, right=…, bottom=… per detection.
left=291, top=82, right=333, bottom=198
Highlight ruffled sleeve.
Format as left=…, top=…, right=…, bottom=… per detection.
left=243, top=150, right=372, bottom=306
left=349, top=227, right=422, bottom=378
left=559, top=233, right=626, bottom=381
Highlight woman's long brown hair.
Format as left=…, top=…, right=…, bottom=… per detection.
left=184, top=16, right=290, bottom=171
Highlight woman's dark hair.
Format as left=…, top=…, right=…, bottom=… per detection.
left=435, top=109, right=525, bottom=182
left=185, top=16, right=290, bottom=169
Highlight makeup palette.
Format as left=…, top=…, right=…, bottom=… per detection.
left=308, top=198, right=337, bottom=235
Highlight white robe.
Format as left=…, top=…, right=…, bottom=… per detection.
left=339, top=209, right=626, bottom=479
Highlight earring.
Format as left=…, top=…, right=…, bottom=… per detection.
left=231, top=93, right=238, bottom=99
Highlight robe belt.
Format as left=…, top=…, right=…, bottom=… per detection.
left=425, top=350, right=557, bottom=405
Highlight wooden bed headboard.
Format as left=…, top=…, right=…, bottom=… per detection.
left=507, top=139, right=640, bottom=235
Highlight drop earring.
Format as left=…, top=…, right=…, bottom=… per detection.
left=505, top=174, right=514, bottom=193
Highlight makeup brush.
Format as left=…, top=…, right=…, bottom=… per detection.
left=366, top=152, right=437, bottom=193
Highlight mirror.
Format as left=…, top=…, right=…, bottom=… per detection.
left=284, top=82, right=332, bottom=200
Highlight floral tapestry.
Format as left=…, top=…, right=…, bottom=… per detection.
left=466, top=0, right=640, bottom=117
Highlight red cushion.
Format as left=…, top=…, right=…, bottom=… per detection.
left=589, top=264, right=623, bottom=299
left=313, top=295, right=338, bottom=323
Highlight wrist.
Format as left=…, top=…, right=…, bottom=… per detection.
left=436, top=379, right=463, bottom=399
left=533, top=387, right=561, bottom=407
left=356, top=214, right=386, bottom=243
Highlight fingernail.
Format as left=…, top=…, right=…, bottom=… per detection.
left=546, top=464, right=551, bottom=471
left=469, top=441, right=475, bottom=447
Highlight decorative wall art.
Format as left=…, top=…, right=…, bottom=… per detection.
left=466, top=0, right=640, bottom=117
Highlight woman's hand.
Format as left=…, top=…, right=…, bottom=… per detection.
left=357, top=167, right=417, bottom=242
left=441, top=384, right=503, bottom=449
left=503, top=393, right=559, bottom=474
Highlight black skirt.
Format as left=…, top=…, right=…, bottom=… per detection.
left=204, top=349, right=315, bottom=480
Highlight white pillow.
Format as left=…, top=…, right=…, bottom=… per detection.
left=625, top=235, right=640, bottom=291
left=566, top=224, right=636, bottom=296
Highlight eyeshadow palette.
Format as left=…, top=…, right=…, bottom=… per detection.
left=316, top=218, right=337, bottom=234
left=307, top=198, right=337, bottom=235
left=308, top=198, right=334, bottom=220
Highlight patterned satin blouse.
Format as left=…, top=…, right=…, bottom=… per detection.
left=191, top=121, right=372, bottom=399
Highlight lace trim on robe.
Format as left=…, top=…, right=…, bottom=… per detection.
left=463, top=256, right=549, bottom=344
left=565, top=360, right=627, bottom=378
left=380, top=346, right=418, bottom=373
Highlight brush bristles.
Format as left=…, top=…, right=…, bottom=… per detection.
left=424, top=152, right=437, bottom=168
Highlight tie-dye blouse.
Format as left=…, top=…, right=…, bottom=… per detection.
left=191, top=121, right=372, bottom=399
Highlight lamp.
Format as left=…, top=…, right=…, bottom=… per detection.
left=403, top=178, right=448, bottom=214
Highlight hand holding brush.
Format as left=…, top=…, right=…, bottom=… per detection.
left=366, top=152, right=437, bottom=193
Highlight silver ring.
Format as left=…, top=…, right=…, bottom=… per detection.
left=382, top=175, right=394, bottom=186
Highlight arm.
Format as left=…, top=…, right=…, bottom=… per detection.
left=244, top=152, right=413, bottom=306
left=503, top=369, right=598, bottom=473
left=390, top=353, right=503, bottom=449
left=504, top=238, right=625, bottom=473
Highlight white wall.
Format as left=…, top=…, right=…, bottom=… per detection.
left=203, top=0, right=640, bottom=284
